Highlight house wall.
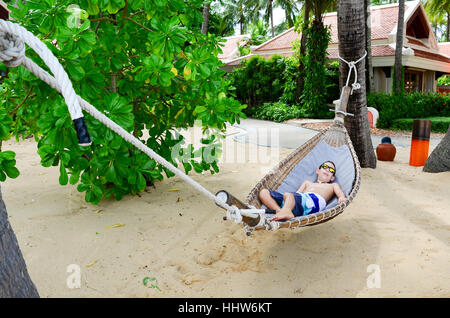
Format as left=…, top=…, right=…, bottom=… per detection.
left=373, top=67, right=393, bottom=93
left=374, top=68, right=385, bottom=93
left=423, top=70, right=436, bottom=92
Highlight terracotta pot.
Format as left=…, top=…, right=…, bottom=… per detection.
left=376, top=144, right=396, bottom=161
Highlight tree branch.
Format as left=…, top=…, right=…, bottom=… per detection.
left=125, top=17, right=153, bottom=33
left=10, top=86, right=34, bottom=117
left=90, top=17, right=117, bottom=24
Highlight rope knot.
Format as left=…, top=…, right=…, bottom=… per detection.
left=0, top=32, right=25, bottom=68
left=352, top=82, right=361, bottom=90
left=226, top=205, right=242, bottom=223
left=337, top=51, right=367, bottom=95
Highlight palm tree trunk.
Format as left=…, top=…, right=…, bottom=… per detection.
left=201, top=3, right=211, bottom=35
left=394, top=0, right=405, bottom=94
left=297, top=0, right=310, bottom=98
left=0, top=184, right=39, bottom=297
left=365, top=0, right=375, bottom=93
left=447, top=12, right=450, bottom=42
left=337, top=0, right=377, bottom=169
left=270, top=0, right=274, bottom=38
left=423, top=125, right=450, bottom=172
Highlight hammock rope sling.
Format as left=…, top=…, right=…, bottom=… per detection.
left=0, top=20, right=362, bottom=235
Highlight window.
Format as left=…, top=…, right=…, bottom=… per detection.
left=404, top=70, right=423, bottom=93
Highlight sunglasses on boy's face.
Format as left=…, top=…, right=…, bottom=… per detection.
left=320, top=164, right=336, bottom=175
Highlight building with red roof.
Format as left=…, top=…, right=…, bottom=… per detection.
left=221, top=1, right=450, bottom=93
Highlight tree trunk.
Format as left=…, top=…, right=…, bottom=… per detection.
left=364, top=0, right=375, bottom=93
left=270, top=0, right=274, bottom=38
left=394, top=0, right=405, bottom=94
left=337, top=0, right=377, bottom=169
left=240, top=16, right=244, bottom=35
left=201, top=3, right=210, bottom=35
left=297, top=0, right=310, bottom=97
left=0, top=184, right=39, bottom=297
left=447, top=12, right=450, bottom=42
left=423, top=125, right=450, bottom=173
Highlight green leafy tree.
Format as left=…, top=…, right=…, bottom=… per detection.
left=221, top=0, right=258, bottom=35
left=275, top=0, right=300, bottom=28
left=424, top=0, right=450, bottom=42
left=0, top=0, right=246, bottom=204
left=208, top=4, right=235, bottom=36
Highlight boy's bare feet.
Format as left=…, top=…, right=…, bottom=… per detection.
left=269, top=207, right=295, bottom=221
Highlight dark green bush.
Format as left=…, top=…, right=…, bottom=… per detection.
left=249, top=102, right=302, bottom=122
left=367, top=92, right=450, bottom=129
left=392, top=117, right=450, bottom=133
left=228, top=55, right=286, bottom=111
left=229, top=55, right=339, bottom=119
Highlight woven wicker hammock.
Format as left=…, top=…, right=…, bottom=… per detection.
left=216, top=86, right=362, bottom=233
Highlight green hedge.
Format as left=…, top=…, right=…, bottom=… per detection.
left=247, top=102, right=302, bottom=122
left=392, top=117, right=450, bottom=133
left=228, top=55, right=287, bottom=110
left=228, top=55, right=340, bottom=118
left=367, top=92, right=450, bottom=129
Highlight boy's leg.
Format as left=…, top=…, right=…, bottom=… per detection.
left=270, top=193, right=295, bottom=221
left=259, top=189, right=282, bottom=212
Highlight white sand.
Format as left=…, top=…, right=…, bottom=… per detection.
left=2, top=134, right=450, bottom=297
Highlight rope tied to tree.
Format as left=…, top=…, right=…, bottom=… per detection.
left=338, top=50, right=367, bottom=94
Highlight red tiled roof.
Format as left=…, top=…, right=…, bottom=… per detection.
left=255, top=29, right=298, bottom=51
left=227, top=45, right=450, bottom=67
left=255, top=3, right=408, bottom=52
left=371, top=45, right=396, bottom=57
left=413, top=49, right=450, bottom=63
left=226, top=53, right=291, bottom=65
left=218, top=35, right=249, bottom=61
left=327, top=45, right=395, bottom=59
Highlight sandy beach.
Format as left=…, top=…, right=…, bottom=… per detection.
left=2, top=126, right=450, bottom=298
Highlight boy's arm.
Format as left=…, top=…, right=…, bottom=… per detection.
left=333, top=183, right=346, bottom=204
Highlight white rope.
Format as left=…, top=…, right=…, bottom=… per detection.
left=0, top=20, right=243, bottom=218
left=337, top=51, right=367, bottom=94
left=0, top=20, right=83, bottom=120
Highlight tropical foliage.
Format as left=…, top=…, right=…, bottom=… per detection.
left=0, top=0, right=246, bottom=204
left=367, top=92, right=450, bottom=129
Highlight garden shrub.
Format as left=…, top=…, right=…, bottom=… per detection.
left=249, top=102, right=302, bottom=122
left=367, top=92, right=450, bottom=129
left=229, top=55, right=286, bottom=111
left=392, top=117, right=450, bottom=133
left=229, top=55, right=339, bottom=119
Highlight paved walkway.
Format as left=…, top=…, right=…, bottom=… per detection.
left=231, top=118, right=443, bottom=149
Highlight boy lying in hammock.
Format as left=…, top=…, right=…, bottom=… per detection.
left=258, top=161, right=346, bottom=221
